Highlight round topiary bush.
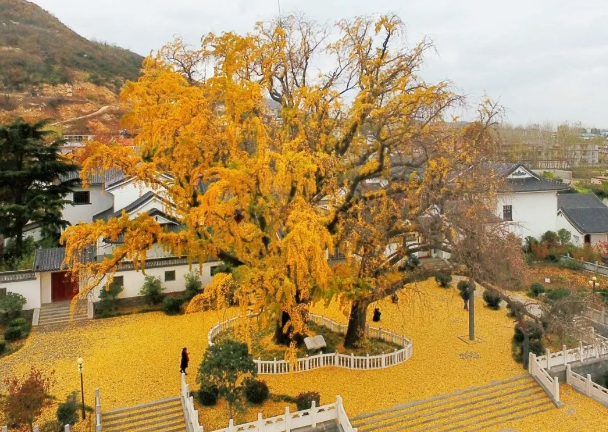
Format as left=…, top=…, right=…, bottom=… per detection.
left=457, top=280, right=470, bottom=294
left=198, top=384, right=219, bottom=406
left=482, top=289, right=501, bottom=310
left=9, top=317, right=26, bottom=328
left=528, top=283, right=546, bottom=298
left=434, top=272, right=452, bottom=288
left=4, top=326, right=22, bottom=341
left=244, top=379, right=269, bottom=404
left=296, top=391, right=321, bottom=410
left=163, top=297, right=183, bottom=315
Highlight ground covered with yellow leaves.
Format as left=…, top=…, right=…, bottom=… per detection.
left=2, top=279, right=608, bottom=431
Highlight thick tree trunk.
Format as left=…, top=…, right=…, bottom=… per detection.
left=274, top=311, right=293, bottom=346
left=344, top=299, right=370, bottom=349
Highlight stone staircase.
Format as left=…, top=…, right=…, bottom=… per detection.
left=102, top=396, right=186, bottom=432
left=351, top=374, right=554, bottom=432
left=36, top=300, right=88, bottom=327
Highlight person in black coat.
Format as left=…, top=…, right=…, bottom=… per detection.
left=461, top=289, right=470, bottom=311
left=372, top=307, right=381, bottom=322
left=180, top=347, right=190, bottom=375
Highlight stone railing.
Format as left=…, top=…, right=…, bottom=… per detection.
left=528, top=352, right=560, bottom=405
left=560, top=255, right=608, bottom=276
left=0, top=269, right=36, bottom=283
left=566, top=364, right=608, bottom=406
left=208, top=314, right=412, bottom=374
left=182, top=373, right=204, bottom=432
left=95, top=388, right=102, bottom=432
left=210, top=395, right=356, bottom=432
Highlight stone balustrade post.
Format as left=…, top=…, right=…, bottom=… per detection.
left=566, top=364, right=572, bottom=385
left=257, top=413, right=263, bottom=430
left=546, top=348, right=551, bottom=369
left=65, top=424, right=71, bottom=432
left=563, top=345, right=568, bottom=366
left=311, top=400, right=317, bottom=427
left=579, top=342, right=584, bottom=362
left=587, top=374, right=593, bottom=395
left=554, top=376, right=559, bottom=402
left=285, top=407, right=291, bottom=432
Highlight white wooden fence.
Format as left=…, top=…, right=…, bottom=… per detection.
left=182, top=373, right=204, bottom=432
left=528, top=352, right=560, bottom=404
left=210, top=395, right=357, bottom=432
left=566, top=364, right=608, bottom=406
left=208, top=314, right=413, bottom=374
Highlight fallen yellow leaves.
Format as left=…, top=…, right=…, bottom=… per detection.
left=1, top=279, right=608, bottom=431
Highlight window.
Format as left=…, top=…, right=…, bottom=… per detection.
left=165, top=270, right=176, bottom=282
left=502, top=205, right=513, bottom=221
left=112, top=276, right=124, bottom=287
left=73, top=191, right=90, bottom=205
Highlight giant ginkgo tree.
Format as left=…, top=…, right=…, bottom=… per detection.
left=62, top=15, right=523, bottom=349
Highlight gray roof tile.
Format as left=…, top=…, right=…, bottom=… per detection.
left=558, top=193, right=608, bottom=234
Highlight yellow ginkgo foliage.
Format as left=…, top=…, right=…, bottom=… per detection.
left=62, top=14, right=517, bottom=348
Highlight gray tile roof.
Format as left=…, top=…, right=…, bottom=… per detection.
left=94, top=191, right=175, bottom=222
left=59, top=168, right=125, bottom=186
left=33, top=247, right=95, bottom=272
left=558, top=193, right=608, bottom=234
left=503, top=177, right=571, bottom=193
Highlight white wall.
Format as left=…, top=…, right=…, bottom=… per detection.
left=497, top=191, right=558, bottom=240
left=108, top=180, right=167, bottom=211
left=90, top=261, right=221, bottom=301
left=40, top=272, right=52, bottom=304
left=63, top=185, right=114, bottom=226
left=1, top=277, right=41, bottom=310
left=557, top=213, right=608, bottom=247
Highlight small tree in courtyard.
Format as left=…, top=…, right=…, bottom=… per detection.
left=198, top=339, right=256, bottom=419
left=3, top=367, right=55, bottom=432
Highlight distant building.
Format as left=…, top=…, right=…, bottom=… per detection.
left=557, top=193, right=608, bottom=246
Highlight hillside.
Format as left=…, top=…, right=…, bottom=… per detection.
left=0, top=0, right=144, bottom=133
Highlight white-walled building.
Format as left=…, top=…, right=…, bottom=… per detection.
left=493, top=163, right=570, bottom=240
left=557, top=193, right=608, bottom=246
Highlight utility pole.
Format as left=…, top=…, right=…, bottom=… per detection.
left=468, top=279, right=475, bottom=341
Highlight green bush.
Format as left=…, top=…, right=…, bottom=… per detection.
left=163, top=296, right=183, bottom=315
left=40, top=421, right=63, bottom=432
left=183, top=271, right=203, bottom=301
left=244, top=379, right=269, bottom=404
left=457, top=280, right=470, bottom=294
left=0, top=339, right=6, bottom=354
left=545, top=288, right=571, bottom=302
left=482, top=289, right=501, bottom=310
left=434, top=272, right=452, bottom=288
left=295, top=392, right=321, bottom=410
left=9, top=317, right=26, bottom=328
left=139, top=276, right=165, bottom=305
left=0, top=292, right=27, bottom=321
left=57, top=392, right=79, bottom=426
left=560, top=259, right=581, bottom=270
left=198, top=383, right=219, bottom=406
left=527, top=283, right=546, bottom=298
left=98, top=281, right=124, bottom=312
left=4, top=326, right=22, bottom=341
left=512, top=320, right=545, bottom=363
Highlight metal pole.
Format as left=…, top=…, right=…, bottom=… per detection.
left=80, top=369, right=86, bottom=420
left=468, top=280, right=475, bottom=341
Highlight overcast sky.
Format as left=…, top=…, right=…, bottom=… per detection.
left=30, top=0, right=608, bottom=127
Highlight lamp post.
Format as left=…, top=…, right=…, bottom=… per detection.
left=589, top=276, right=598, bottom=293
left=77, top=357, right=85, bottom=420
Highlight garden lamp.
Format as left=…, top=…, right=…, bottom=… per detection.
left=589, top=276, right=598, bottom=293
left=77, top=357, right=86, bottom=420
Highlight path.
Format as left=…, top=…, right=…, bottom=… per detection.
left=52, top=104, right=113, bottom=125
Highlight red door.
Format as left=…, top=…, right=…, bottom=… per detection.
left=51, top=272, right=79, bottom=302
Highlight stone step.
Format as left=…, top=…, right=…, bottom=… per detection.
left=103, top=396, right=182, bottom=419
left=103, top=421, right=185, bottom=432
left=39, top=310, right=87, bottom=319
left=352, top=374, right=529, bottom=423
left=37, top=315, right=88, bottom=324
left=355, top=381, right=540, bottom=431
left=103, top=405, right=183, bottom=425
left=103, top=413, right=184, bottom=432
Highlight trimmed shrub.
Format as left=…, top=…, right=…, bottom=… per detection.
left=163, top=297, right=183, bottom=315
left=295, top=392, right=321, bottom=410
left=512, top=320, right=544, bottom=363
left=560, top=259, right=581, bottom=270
left=4, top=326, right=22, bottom=341
left=457, top=280, right=470, bottom=294
left=435, top=272, right=452, bottom=288
left=139, top=276, right=165, bottom=305
left=244, top=379, right=269, bottom=404
left=9, top=317, right=26, bottom=328
left=0, top=339, right=6, bottom=354
left=98, top=281, right=124, bottom=312
left=40, top=421, right=63, bottom=432
left=198, top=383, right=219, bottom=406
left=527, top=283, right=546, bottom=298
left=183, top=271, right=203, bottom=301
left=0, top=292, right=27, bottom=321
left=56, top=392, right=79, bottom=427
left=545, top=288, right=571, bottom=302
left=482, top=289, right=501, bottom=310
